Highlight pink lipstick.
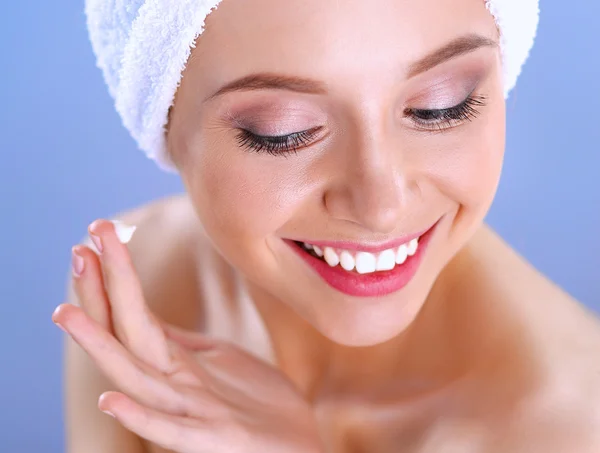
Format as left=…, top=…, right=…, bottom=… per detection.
left=286, top=219, right=440, bottom=298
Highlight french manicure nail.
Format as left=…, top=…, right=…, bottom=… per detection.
left=89, top=232, right=103, bottom=254
left=52, top=305, right=62, bottom=318
left=102, top=410, right=116, bottom=418
left=71, top=247, right=85, bottom=277
left=53, top=320, right=67, bottom=333
left=98, top=393, right=116, bottom=418
left=52, top=305, right=68, bottom=333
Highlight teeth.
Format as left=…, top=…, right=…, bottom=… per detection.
left=323, top=247, right=340, bottom=267
left=376, top=249, right=396, bottom=271
left=396, top=244, right=408, bottom=265
left=407, top=238, right=418, bottom=256
left=340, top=251, right=355, bottom=271
left=355, top=252, right=377, bottom=274
left=301, top=236, right=420, bottom=275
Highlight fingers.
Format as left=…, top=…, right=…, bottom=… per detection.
left=98, top=391, right=220, bottom=453
left=157, top=322, right=264, bottom=410
left=159, top=322, right=296, bottom=405
left=71, top=244, right=113, bottom=332
left=180, top=338, right=302, bottom=408
left=161, top=322, right=219, bottom=351
left=53, top=303, right=210, bottom=417
left=87, top=219, right=172, bottom=372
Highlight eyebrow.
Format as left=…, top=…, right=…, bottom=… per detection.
left=205, top=33, right=497, bottom=101
left=205, top=73, right=327, bottom=101
left=406, top=33, right=497, bottom=78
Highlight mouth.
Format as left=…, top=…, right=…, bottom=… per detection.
left=284, top=218, right=441, bottom=298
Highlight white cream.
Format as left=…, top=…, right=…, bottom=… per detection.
left=112, top=220, right=137, bottom=244
left=87, top=220, right=137, bottom=255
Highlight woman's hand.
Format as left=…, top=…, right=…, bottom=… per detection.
left=53, top=219, right=324, bottom=453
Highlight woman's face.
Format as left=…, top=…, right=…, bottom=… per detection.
left=168, top=0, right=505, bottom=346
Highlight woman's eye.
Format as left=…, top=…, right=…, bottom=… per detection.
left=405, top=94, right=487, bottom=131
left=234, top=95, right=487, bottom=155
left=235, top=127, right=323, bottom=156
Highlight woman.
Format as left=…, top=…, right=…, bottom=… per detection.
left=53, top=0, right=600, bottom=451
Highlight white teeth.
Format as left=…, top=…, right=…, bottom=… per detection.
left=355, top=252, right=377, bottom=274
left=396, top=244, right=408, bottom=265
left=340, top=251, right=356, bottom=271
left=407, top=238, right=418, bottom=256
left=301, top=235, right=420, bottom=274
left=376, top=249, right=396, bottom=271
left=323, top=247, right=340, bottom=267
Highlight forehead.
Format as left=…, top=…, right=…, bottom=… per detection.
left=189, top=0, right=497, bottom=92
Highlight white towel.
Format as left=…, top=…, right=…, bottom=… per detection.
left=85, top=0, right=540, bottom=172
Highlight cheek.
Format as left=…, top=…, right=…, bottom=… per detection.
left=421, top=103, right=506, bottom=210
left=181, top=138, right=314, bottom=242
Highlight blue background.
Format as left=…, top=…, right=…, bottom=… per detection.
left=1, top=0, right=598, bottom=450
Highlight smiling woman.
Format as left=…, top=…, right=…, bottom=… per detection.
left=54, top=0, right=600, bottom=452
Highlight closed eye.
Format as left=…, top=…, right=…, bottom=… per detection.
left=405, top=94, right=487, bottom=131
left=235, top=127, right=323, bottom=156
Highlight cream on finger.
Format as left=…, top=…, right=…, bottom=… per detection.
left=88, top=220, right=137, bottom=254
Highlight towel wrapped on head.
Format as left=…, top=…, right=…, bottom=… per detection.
left=85, top=0, right=540, bottom=172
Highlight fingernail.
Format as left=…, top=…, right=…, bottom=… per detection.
left=52, top=306, right=68, bottom=333
left=110, top=220, right=137, bottom=244
left=90, top=234, right=102, bottom=253
left=71, top=247, right=85, bottom=277
left=102, top=410, right=116, bottom=418
left=53, top=318, right=67, bottom=333
left=52, top=305, right=62, bottom=319
left=88, top=221, right=103, bottom=253
left=98, top=393, right=116, bottom=418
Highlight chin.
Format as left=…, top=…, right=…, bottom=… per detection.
left=319, top=304, right=424, bottom=347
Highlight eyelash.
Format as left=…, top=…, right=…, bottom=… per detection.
left=406, top=94, right=487, bottom=132
left=235, top=128, right=322, bottom=156
left=235, top=93, right=487, bottom=155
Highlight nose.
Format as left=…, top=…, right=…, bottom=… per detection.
left=324, top=140, right=408, bottom=235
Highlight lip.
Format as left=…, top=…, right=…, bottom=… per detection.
left=292, top=223, right=434, bottom=254
left=284, top=218, right=441, bottom=298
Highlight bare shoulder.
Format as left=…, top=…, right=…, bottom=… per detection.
left=467, top=225, right=600, bottom=364
left=489, top=375, right=600, bottom=453
left=463, top=225, right=600, bottom=451
left=465, top=224, right=598, bottom=317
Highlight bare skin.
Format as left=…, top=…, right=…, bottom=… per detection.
left=61, top=0, right=600, bottom=451
left=62, top=196, right=600, bottom=453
